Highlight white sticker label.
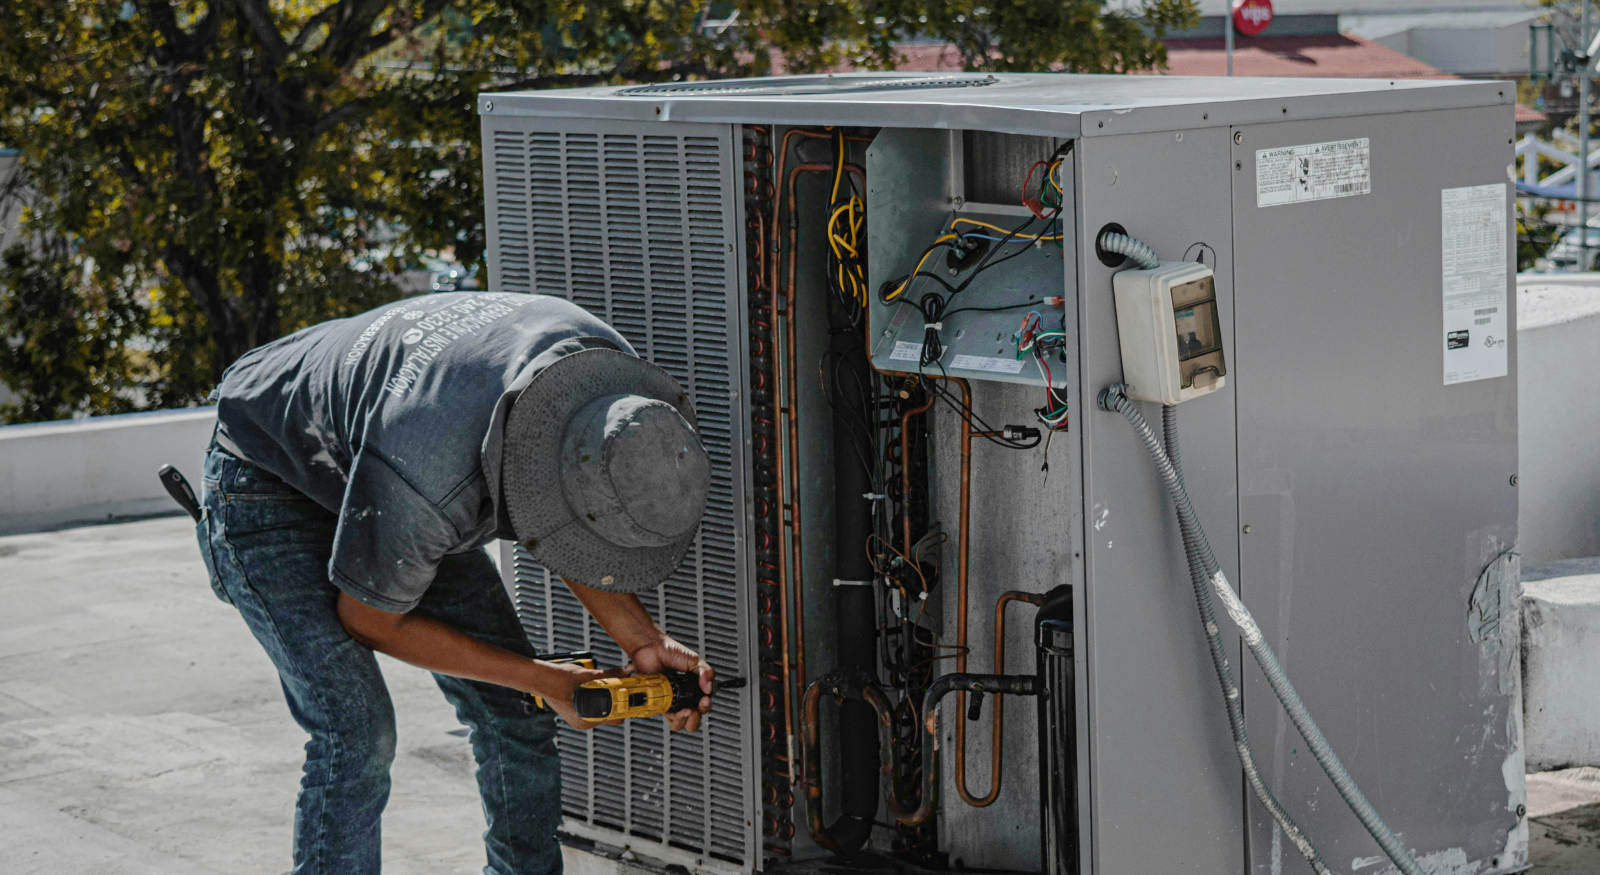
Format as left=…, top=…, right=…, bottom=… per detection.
left=950, top=354, right=1026, bottom=375
left=889, top=340, right=923, bottom=363
left=1441, top=183, right=1508, bottom=386
left=1256, top=138, right=1371, bottom=207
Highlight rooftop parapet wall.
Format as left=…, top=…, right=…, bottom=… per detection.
left=0, top=408, right=215, bottom=534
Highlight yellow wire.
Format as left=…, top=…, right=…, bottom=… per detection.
left=884, top=233, right=958, bottom=301
left=1049, top=158, right=1064, bottom=194
left=951, top=217, right=1063, bottom=241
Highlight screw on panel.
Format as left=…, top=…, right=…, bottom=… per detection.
left=1233, top=131, right=1244, bottom=145
left=1175, top=132, right=1184, bottom=142
left=1202, top=112, right=1209, bottom=120
left=1235, top=161, right=1243, bottom=170
left=483, top=100, right=493, bottom=112
left=1242, top=525, right=1254, bottom=534
left=1510, top=474, right=1519, bottom=487
left=1517, top=803, right=1527, bottom=817
left=1097, top=121, right=1104, bottom=128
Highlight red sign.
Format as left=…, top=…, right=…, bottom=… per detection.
left=1233, top=0, right=1274, bottom=36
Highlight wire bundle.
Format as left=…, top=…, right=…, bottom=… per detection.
left=825, top=128, right=868, bottom=313
left=1015, top=310, right=1069, bottom=431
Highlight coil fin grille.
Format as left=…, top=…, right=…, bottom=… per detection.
left=490, top=122, right=752, bottom=866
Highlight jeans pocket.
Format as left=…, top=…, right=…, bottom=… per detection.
left=195, top=507, right=234, bottom=606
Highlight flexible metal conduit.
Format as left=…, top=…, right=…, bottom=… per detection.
left=1096, top=230, right=1160, bottom=270
left=1098, top=384, right=1423, bottom=875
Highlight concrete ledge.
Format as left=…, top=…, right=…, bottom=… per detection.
left=1519, top=275, right=1600, bottom=563
left=1523, top=558, right=1600, bottom=771
left=0, top=408, right=215, bottom=534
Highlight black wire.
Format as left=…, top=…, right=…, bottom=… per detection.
left=916, top=360, right=1042, bottom=451
left=941, top=297, right=1048, bottom=320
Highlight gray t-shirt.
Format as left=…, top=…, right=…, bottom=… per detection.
left=213, top=292, right=628, bottom=612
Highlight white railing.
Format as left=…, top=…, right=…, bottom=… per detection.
left=1517, top=131, right=1600, bottom=190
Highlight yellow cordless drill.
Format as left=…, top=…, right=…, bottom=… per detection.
left=534, top=652, right=746, bottom=721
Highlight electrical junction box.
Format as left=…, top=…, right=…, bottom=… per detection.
left=1113, top=261, right=1227, bottom=404
left=477, top=73, right=1522, bottom=875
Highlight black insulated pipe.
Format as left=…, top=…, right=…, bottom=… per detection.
left=826, top=279, right=878, bottom=852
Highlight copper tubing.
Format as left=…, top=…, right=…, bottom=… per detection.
left=917, top=376, right=987, bottom=806
left=770, top=155, right=866, bottom=741
left=801, top=674, right=896, bottom=850
left=801, top=671, right=1038, bottom=835
left=964, top=591, right=1048, bottom=807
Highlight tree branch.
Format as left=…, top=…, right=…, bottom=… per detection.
left=321, top=0, right=392, bottom=67
left=228, top=0, right=290, bottom=61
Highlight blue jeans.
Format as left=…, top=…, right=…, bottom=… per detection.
left=196, top=445, right=563, bottom=874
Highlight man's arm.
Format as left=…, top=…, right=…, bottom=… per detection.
left=562, top=577, right=714, bottom=732
left=336, top=591, right=617, bottom=730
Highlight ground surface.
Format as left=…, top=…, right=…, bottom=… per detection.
left=0, top=516, right=1596, bottom=873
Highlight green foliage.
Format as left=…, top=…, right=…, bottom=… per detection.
left=0, top=0, right=1196, bottom=423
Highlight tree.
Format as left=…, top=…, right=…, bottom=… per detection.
left=0, top=0, right=1195, bottom=422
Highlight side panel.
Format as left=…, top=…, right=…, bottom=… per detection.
left=1076, top=128, right=1246, bottom=873
left=481, top=115, right=760, bottom=869
left=1230, top=107, right=1523, bottom=873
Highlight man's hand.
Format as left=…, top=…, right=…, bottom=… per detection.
left=535, top=661, right=628, bottom=731
left=628, top=636, right=713, bottom=732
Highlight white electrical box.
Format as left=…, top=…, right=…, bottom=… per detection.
left=1112, top=261, right=1227, bottom=404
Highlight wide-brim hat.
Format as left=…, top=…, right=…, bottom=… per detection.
left=501, top=346, right=708, bottom=593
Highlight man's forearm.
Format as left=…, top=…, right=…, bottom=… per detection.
left=337, top=593, right=566, bottom=698
left=562, top=577, right=665, bottom=656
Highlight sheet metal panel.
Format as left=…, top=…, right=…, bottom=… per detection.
left=1076, top=126, right=1247, bottom=874
left=1230, top=107, right=1524, bottom=874
left=480, top=73, right=1510, bottom=141
left=481, top=114, right=761, bottom=869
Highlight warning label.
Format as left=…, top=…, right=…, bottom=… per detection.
left=1441, top=183, right=1508, bottom=386
left=1256, top=138, right=1371, bottom=208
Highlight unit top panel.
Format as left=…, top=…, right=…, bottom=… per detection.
left=480, top=72, right=1511, bottom=138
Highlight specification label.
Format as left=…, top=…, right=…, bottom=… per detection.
left=1256, top=138, right=1371, bottom=208
left=1441, top=183, right=1508, bottom=386
left=888, top=340, right=923, bottom=363
left=950, top=354, right=1025, bottom=375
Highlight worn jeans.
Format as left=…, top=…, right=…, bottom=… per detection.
left=196, top=445, right=562, bottom=874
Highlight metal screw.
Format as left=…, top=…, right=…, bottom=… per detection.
left=483, top=100, right=493, bottom=112
left=1510, top=474, right=1519, bottom=487
left=1516, top=804, right=1527, bottom=818
left=1202, top=112, right=1209, bottom=120
left=1233, top=131, right=1244, bottom=145
left=1235, top=161, right=1243, bottom=170
left=948, top=267, right=959, bottom=277
left=1097, top=121, right=1104, bottom=128
left=951, top=195, right=966, bottom=210
left=1242, top=525, right=1254, bottom=534
left=1175, top=132, right=1184, bottom=143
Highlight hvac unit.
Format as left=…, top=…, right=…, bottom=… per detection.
left=482, top=74, right=1523, bottom=874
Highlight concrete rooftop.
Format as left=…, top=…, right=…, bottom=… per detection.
left=1, top=515, right=1597, bottom=873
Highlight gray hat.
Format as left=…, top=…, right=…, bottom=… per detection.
left=501, top=347, right=710, bottom=593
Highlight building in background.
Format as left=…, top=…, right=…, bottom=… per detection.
left=1184, top=1, right=1538, bottom=80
